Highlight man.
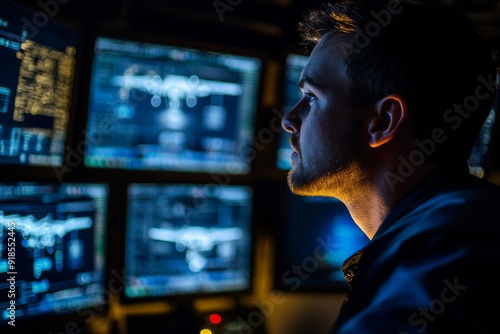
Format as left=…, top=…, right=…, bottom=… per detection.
left=281, top=0, right=500, bottom=333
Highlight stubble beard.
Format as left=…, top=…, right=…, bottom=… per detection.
left=287, top=126, right=365, bottom=200
left=287, top=154, right=358, bottom=199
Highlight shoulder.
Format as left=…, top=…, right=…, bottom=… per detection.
left=364, top=176, right=500, bottom=314
left=370, top=176, right=500, bottom=268
left=390, top=175, right=500, bottom=237
left=334, top=175, right=500, bottom=333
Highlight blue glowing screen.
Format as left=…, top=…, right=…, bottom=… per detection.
left=0, top=183, right=108, bottom=323
left=85, top=37, right=261, bottom=174
left=125, top=183, right=253, bottom=298
left=0, top=0, right=77, bottom=167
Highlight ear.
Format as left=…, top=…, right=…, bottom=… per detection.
left=368, top=94, right=408, bottom=148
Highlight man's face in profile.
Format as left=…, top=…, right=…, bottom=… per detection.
left=282, top=34, right=367, bottom=198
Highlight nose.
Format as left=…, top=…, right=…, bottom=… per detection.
left=281, top=103, right=300, bottom=134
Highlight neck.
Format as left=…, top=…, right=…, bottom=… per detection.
left=342, top=162, right=437, bottom=239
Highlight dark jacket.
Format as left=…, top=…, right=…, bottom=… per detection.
left=332, top=164, right=500, bottom=333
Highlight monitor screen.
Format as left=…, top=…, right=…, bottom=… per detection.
left=124, top=184, right=253, bottom=300
left=0, top=183, right=108, bottom=325
left=468, top=105, right=497, bottom=178
left=85, top=37, right=262, bottom=174
left=274, top=192, right=369, bottom=292
left=277, top=54, right=308, bottom=170
left=0, top=0, right=77, bottom=167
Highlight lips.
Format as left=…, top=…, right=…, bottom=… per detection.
left=289, top=136, right=300, bottom=154
left=288, top=136, right=300, bottom=167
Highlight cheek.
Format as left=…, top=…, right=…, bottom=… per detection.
left=304, top=117, right=332, bottom=149
left=301, top=124, right=332, bottom=164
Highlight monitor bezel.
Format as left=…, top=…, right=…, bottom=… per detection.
left=116, top=181, right=257, bottom=305
left=0, top=0, right=83, bottom=177
left=74, top=29, right=267, bottom=180
left=0, top=181, right=111, bottom=331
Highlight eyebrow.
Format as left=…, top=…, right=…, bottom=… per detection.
left=297, top=76, right=321, bottom=90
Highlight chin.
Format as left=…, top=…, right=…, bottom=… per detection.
left=287, top=162, right=357, bottom=199
left=287, top=168, right=322, bottom=197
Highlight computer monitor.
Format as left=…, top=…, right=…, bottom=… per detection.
left=0, top=0, right=77, bottom=167
left=468, top=99, right=497, bottom=178
left=0, top=183, right=108, bottom=325
left=85, top=36, right=262, bottom=174
left=124, top=183, right=253, bottom=301
left=276, top=53, right=308, bottom=170
left=274, top=191, right=369, bottom=292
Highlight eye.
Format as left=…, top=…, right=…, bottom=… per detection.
left=305, top=92, right=318, bottom=102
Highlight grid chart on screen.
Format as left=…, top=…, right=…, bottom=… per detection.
left=125, top=184, right=253, bottom=299
left=0, top=0, right=77, bottom=167
left=0, top=183, right=108, bottom=322
left=85, top=37, right=261, bottom=174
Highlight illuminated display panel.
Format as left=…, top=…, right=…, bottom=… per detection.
left=274, top=192, right=369, bottom=292
left=0, top=0, right=77, bottom=167
left=468, top=106, right=497, bottom=178
left=0, top=183, right=108, bottom=323
left=277, top=54, right=308, bottom=170
left=124, top=184, right=253, bottom=300
left=85, top=37, right=262, bottom=174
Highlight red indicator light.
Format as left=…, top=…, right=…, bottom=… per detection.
left=209, top=313, right=222, bottom=325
